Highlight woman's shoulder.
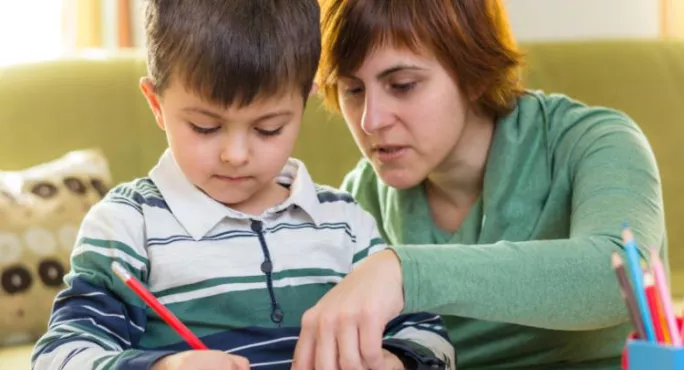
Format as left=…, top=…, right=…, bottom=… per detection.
left=517, top=90, right=648, bottom=155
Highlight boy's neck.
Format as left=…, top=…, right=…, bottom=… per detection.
left=222, top=181, right=291, bottom=217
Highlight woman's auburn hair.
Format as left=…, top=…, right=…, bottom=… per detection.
left=316, top=0, right=525, bottom=118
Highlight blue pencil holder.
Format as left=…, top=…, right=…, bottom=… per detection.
left=626, top=340, right=684, bottom=370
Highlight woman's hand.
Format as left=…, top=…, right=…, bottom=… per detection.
left=292, top=250, right=405, bottom=370
left=152, top=350, right=250, bottom=370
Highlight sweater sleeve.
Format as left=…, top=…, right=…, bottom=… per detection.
left=344, top=114, right=665, bottom=331
left=31, top=195, right=174, bottom=370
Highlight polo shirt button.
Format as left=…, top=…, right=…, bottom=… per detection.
left=271, top=308, right=284, bottom=323
left=260, top=261, right=273, bottom=273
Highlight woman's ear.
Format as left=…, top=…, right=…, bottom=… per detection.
left=139, top=77, right=166, bottom=131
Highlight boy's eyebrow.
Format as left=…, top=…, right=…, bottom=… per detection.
left=182, top=107, right=293, bottom=123
left=182, top=107, right=224, bottom=120
left=253, top=110, right=294, bottom=123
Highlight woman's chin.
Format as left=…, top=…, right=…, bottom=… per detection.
left=376, top=169, right=424, bottom=190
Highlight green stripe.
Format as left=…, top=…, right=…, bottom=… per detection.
left=139, top=283, right=334, bottom=348
left=92, top=354, right=117, bottom=370
left=79, top=237, right=148, bottom=266
left=155, top=268, right=344, bottom=298
left=100, top=350, right=146, bottom=370
left=69, top=252, right=149, bottom=309
left=353, top=237, right=384, bottom=264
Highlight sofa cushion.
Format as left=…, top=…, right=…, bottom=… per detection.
left=0, top=149, right=112, bottom=347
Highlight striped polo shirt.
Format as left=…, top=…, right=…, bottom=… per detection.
left=31, top=150, right=454, bottom=370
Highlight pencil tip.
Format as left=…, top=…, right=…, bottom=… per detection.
left=611, top=252, right=623, bottom=267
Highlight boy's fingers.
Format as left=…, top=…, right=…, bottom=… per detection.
left=231, top=355, right=250, bottom=370
left=315, top=316, right=338, bottom=370
left=358, top=312, right=386, bottom=370
left=292, top=310, right=317, bottom=370
left=337, top=318, right=363, bottom=370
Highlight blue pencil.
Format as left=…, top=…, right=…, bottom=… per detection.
left=622, top=225, right=656, bottom=342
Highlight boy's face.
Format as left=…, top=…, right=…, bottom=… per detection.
left=140, top=77, right=304, bottom=213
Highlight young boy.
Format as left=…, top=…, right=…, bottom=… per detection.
left=31, top=1, right=454, bottom=369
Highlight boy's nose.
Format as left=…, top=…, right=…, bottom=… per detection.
left=220, top=141, right=249, bottom=166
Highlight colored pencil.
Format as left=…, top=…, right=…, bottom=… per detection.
left=612, top=252, right=647, bottom=339
left=649, top=247, right=681, bottom=345
left=644, top=271, right=666, bottom=343
left=622, top=226, right=656, bottom=342
left=111, top=261, right=208, bottom=350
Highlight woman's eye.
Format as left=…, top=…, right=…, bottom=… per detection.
left=255, top=127, right=283, bottom=136
left=189, top=123, right=220, bottom=135
left=343, top=87, right=364, bottom=97
left=391, top=81, right=417, bottom=92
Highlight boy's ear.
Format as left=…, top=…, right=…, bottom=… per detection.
left=309, top=83, right=318, bottom=97
left=139, top=77, right=166, bottom=131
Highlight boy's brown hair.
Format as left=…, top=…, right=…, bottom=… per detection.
left=317, top=0, right=524, bottom=118
left=143, top=0, right=321, bottom=107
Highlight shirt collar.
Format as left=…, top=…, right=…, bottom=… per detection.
left=149, top=149, right=323, bottom=240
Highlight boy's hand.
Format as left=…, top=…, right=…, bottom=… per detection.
left=152, top=350, right=250, bottom=370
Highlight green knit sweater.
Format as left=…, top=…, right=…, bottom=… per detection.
left=341, top=91, right=667, bottom=369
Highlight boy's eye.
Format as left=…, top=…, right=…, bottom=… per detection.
left=255, top=127, right=283, bottom=136
left=189, top=123, right=220, bottom=134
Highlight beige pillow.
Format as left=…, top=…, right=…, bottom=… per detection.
left=0, top=149, right=112, bottom=347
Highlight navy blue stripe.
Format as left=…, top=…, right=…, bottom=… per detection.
left=146, top=231, right=256, bottom=247
left=58, top=347, right=88, bottom=370
left=48, top=277, right=146, bottom=347
left=268, top=222, right=356, bottom=241
left=108, top=198, right=142, bottom=213
left=147, top=222, right=357, bottom=247
left=143, top=326, right=299, bottom=365
left=108, top=180, right=169, bottom=211
left=385, top=313, right=450, bottom=342
left=316, top=189, right=355, bottom=203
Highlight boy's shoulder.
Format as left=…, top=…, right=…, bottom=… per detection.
left=99, top=177, right=168, bottom=213
left=313, top=183, right=356, bottom=205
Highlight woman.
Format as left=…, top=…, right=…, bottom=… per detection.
left=292, top=0, right=667, bottom=369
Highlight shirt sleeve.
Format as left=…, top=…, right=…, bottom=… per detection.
left=31, top=196, right=175, bottom=370
left=392, top=114, right=665, bottom=330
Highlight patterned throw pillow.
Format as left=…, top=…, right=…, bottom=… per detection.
left=0, top=149, right=112, bottom=347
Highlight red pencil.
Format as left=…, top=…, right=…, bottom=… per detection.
left=644, top=271, right=666, bottom=343
left=111, top=261, right=208, bottom=350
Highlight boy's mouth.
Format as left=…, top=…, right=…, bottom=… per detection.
left=215, top=175, right=252, bottom=182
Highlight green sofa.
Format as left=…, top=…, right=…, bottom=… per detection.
left=1, top=40, right=683, bottom=367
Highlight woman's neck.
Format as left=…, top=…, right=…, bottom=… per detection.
left=426, top=107, right=495, bottom=211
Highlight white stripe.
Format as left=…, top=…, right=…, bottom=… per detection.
left=56, top=318, right=131, bottom=346
left=79, top=305, right=144, bottom=332
left=80, top=305, right=125, bottom=320
left=251, top=359, right=293, bottom=368
left=226, top=336, right=299, bottom=354
left=54, top=292, right=106, bottom=303
left=71, top=244, right=146, bottom=271
left=158, top=275, right=342, bottom=305
left=400, top=315, right=442, bottom=326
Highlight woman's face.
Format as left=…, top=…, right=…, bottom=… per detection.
left=337, top=45, right=473, bottom=189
